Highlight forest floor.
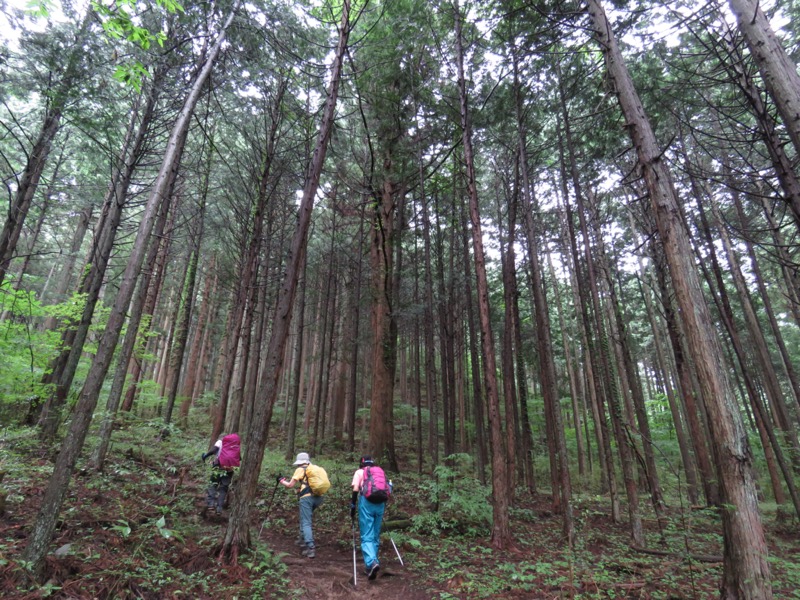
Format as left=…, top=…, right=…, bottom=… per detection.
left=1, top=426, right=800, bottom=599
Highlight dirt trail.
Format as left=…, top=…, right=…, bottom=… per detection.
left=261, top=522, right=430, bottom=599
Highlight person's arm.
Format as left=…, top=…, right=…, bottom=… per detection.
left=279, top=466, right=304, bottom=488
left=279, top=476, right=298, bottom=488
left=350, top=470, right=362, bottom=518
left=201, top=446, right=219, bottom=462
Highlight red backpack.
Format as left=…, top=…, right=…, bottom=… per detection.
left=217, top=433, right=241, bottom=469
left=361, top=465, right=390, bottom=504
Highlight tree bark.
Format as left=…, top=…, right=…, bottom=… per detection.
left=221, top=0, right=355, bottom=560
left=727, top=0, right=800, bottom=160
left=586, top=0, right=772, bottom=594
left=0, top=12, right=93, bottom=288
left=454, top=0, right=509, bottom=548
left=21, top=3, right=240, bottom=575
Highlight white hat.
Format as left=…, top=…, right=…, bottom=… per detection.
left=293, top=452, right=310, bottom=465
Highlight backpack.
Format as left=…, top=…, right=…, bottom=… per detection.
left=360, top=465, right=390, bottom=504
left=217, top=433, right=241, bottom=469
left=303, top=464, right=331, bottom=496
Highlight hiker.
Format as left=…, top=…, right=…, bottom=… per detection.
left=350, top=456, right=392, bottom=580
left=278, top=452, right=330, bottom=558
left=201, top=433, right=241, bottom=515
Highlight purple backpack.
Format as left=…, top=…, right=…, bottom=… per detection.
left=361, top=465, right=390, bottom=504
left=217, top=433, right=241, bottom=469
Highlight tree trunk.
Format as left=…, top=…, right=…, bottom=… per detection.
left=454, top=0, right=509, bottom=548
left=179, top=256, right=218, bottom=421
left=651, top=239, right=718, bottom=506
left=221, top=0, right=354, bottom=561
left=284, top=255, right=307, bottom=460
left=556, top=91, right=620, bottom=520
left=21, top=4, right=240, bottom=575
left=163, top=196, right=204, bottom=426
left=519, top=148, right=573, bottom=542
left=462, top=199, right=486, bottom=484
left=35, top=71, right=164, bottom=437
left=586, top=0, right=772, bottom=594
left=0, top=12, right=93, bottom=288
left=727, top=0, right=800, bottom=160
left=633, top=238, right=699, bottom=506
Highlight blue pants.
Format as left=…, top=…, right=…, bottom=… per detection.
left=299, top=494, right=324, bottom=547
left=358, top=497, right=385, bottom=569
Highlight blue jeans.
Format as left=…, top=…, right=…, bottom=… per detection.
left=299, top=494, right=324, bottom=547
left=358, top=497, right=385, bottom=569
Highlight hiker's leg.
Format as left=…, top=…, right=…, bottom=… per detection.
left=357, top=498, right=372, bottom=568
left=206, top=472, right=220, bottom=507
left=216, top=471, right=232, bottom=511
left=368, top=500, right=385, bottom=563
left=358, top=498, right=384, bottom=568
left=299, top=496, right=314, bottom=547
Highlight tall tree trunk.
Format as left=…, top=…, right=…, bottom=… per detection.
left=366, top=173, right=399, bottom=470
left=421, top=192, right=440, bottom=467
left=496, top=185, right=521, bottom=497
left=179, top=256, right=218, bottom=421
left=727, top=0, right=800, bottom=160
left=35, top=71, right=164, bottom=437
left=285, top=256, right=307, bottom=460
left=586, top=0, right=772, bottom=594
left=221, top=0, right=354, bottom=560
left=21, top=4, right=240, bottom=575
left=454, top=0, right=509, bottom=548
left=345, top=201, right=366, bottom=454
left=632, top=234, right=700, bottom=506
left=0, top=13, right=92, bottom=288
left=40, top=202, right=93, bottom=331
left=556, top=91, right=619, bottom=520
left=651, top=239, right=718, bottom=506
left=462, top=199, right=486, bottom=484
left=163, top=195, right=204, bottom=426
left=547, top=250, right=588, bottom=481
left=519, top=152, right=574, bottom=543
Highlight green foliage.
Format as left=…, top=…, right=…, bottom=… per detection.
left=411, top=453, right=491, bottom=536
left=90, top=0, right=184, bottom=90
left=242, top=543, right=288, bottom=597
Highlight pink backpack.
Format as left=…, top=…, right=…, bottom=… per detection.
left=361, top=465, right=390, bottom=504
left=217, top=433, right=241, bottom=469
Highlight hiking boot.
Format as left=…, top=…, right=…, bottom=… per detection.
left=294, top=537, right=305, bottom=547
left=301, top=546, right=316, bottom=558
left=368, top=563, right=380, bottom=580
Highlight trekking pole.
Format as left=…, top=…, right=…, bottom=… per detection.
left=351, top=516, right=358, bottom=587
left=389, top=532, right=404, bottom=566
left=385, top=483, right=404, bottom=567
left=258, top=479, right=281, bottom=537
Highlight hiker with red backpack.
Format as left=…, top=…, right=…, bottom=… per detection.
left=350, top=456, right=392, bottom=580
left=201, top=433, right=241, bottom=515
left=277, top=451, right=330, bottom=558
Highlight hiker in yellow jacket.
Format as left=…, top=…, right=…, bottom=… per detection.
left=278, top=452, right=325, bottom=558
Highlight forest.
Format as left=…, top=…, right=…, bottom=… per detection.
left=1, top=0, right=800, bottom=597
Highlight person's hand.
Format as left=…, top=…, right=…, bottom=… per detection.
left=201, top=452, right=207, bottom=462
left=276, top=475, right=284, bottom=484
left=350, top=502, right=356, bottom=519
